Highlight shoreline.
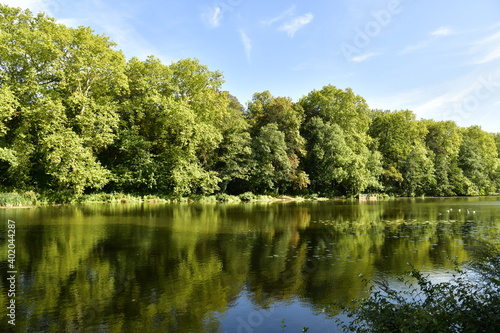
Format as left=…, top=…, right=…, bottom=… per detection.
left=1, top=192, right=498, bottom=209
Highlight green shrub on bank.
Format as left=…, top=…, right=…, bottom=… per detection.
left=339, top=242, right=500, bottom=332
left=0, top=192, right=37, bottom=206
left=239, top=192, right=256, bottom=201
left=215, top=193, right=241, bottom=203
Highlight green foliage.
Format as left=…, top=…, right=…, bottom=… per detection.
left=212, top=94, right=253, bottom=194
left=0, top=4, right=499, bottom=200
left=0, top=5, right=126, bottom=194
left=458, top=126, right=500, bottom=195
left=424, top=120, right=464, bottom=196
left=340, top=243, right=500, bottom=332
left=248, top=91, right=308, bottom=192
left=300, top=85, right=382, bottom=196
left=239, top=192, right=256, bottom=201
left=250, top=123, right=293, bottom=194
left=0, top=191, right=37, bottom=206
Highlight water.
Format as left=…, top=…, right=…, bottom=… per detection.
left=0, top=197, right=499, bottom=332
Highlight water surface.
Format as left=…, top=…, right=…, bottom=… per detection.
left=0, top=197, right=499, bottom=332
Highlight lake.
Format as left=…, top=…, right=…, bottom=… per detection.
left=1, top=197, right=499, bottom=332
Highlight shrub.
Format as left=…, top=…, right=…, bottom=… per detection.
left=215, top=193, right=241, bottom=203
left=239, top=192, right=256, bottom=201
left=0, top=192, right=37, bottom=206
left=339, top=242, right=500, bottom=332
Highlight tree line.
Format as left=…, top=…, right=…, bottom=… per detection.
left=1, top=5, right=499, bottom=198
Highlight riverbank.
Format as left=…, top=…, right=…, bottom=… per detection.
left=0, top=191, right=335, bottom=208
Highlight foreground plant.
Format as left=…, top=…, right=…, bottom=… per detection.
left=339, top=242, right=500, bottom=332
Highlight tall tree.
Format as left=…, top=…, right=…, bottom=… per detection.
left=211, top=94, right=253, bottom=194
left=423, top=120, right=465, bottom=196
left=250, top=123, right=293, bottom=194
left=369, top=110, right=434, bottom=195
left=0, top=5, right=126, bottom=194
left=104, top=57, right=228, bottom=196
left=300, top=86, right=381, bottom=195
left=458, top=126, right=499, bottom=195
left=247, top=91, right=309, bottom=192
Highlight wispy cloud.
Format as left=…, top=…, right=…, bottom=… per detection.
left=352, top=52, right=378, bottom=62
left=370, top=67, right=500, bottom=131
left=261, top=5, right=296, bottom=26
left=398, top=40, right=431, bottom=55
left=1, top=0, right=60, bottom=15
left=471, top=30, right=500, bottom=64
left=240, top=30, right=252, bottom=63
left=59, top=1, right=160, bottom=61
left=203, top=6, right=223, bottom=28
left=398, top=26, right=454, bottom=55
left=278, top=13, right=314, bottom=38
left=431, top=26, right=454, bottom=37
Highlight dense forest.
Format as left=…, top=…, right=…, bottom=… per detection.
left=1, top=5, right=499, bottom=199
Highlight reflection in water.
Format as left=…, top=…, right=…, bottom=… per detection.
left=0, top=197, right=499, bottom=332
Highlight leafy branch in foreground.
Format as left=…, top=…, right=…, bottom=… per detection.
left=339, top=242, right=500, bottom=332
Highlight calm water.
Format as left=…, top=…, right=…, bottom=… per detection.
left=0, top=197, right=499, bottom=332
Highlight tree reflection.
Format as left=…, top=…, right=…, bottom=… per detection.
left=0, top=198, right=498, bottom=331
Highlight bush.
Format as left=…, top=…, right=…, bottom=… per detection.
left=339, top=242, right=500, bottom=332
left=239, top=192, right=256, bottom=201
left=215, top=193, right=241, bottom=203
left=0, top=192, right=37, bottom=206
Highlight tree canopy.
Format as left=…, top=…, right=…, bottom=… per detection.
left=0, top=4, right=499, bottom=199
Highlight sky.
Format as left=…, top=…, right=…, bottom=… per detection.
left=2, top=0, right=500, bottom=132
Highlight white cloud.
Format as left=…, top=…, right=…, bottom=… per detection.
left=261, top=5, right=296, bottom=26
left=431, top=26, right=454, bottom=37
left=398, top=26, right=456, bottom=56
left=471, top=30, right=500, bottom=64
left=240, top=30, right=252, bottom=63
left=352, top=52, right=378, bottom=62
left=1, top=0, right=60, bottom=15
left=278, top=13, right=314, bottom=38
left=370, top=68, right=500, bottom=131
left=398, top=40, right=431, bottom=55
left=203, top=6, right=222, bottom=28
left=475, top=46, right=500, bottom=64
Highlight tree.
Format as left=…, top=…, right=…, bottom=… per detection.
left=211, top=94, right=253, bottom=194
left=399, top=142, right=436, bottom=196
left=458, top=126, right=500, bottom=195
left=250, top=123, right=293, bottom=194
left=247, top=91, right=309, bottom=192
left=0, top=5, right=126, bottom=195
left=300, top=86, right=381, bottom=195
left=103, top=57, right=228, bottom=196
left=369, top=110, right=434, bottom=195
left=424, top=120, right=465, bottom=196
left=303, top=117, right=352, bottom=195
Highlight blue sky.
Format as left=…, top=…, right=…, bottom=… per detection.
left=4, top=0, right=500, bottom=132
